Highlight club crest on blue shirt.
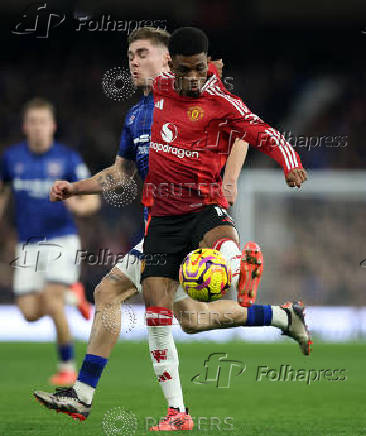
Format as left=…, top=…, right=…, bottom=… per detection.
left=47, top=161, right=63, bottom=178
left=14, top=162, right=24, bottom=174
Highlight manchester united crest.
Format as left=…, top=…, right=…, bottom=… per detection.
left=187, top=106, right=204, bottom=121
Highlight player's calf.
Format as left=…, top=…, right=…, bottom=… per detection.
left=59, top=269, right=137, bottom=406
left=87, top=268, right=136, bottom=358
left=174, top=298, right=246, bottom=334
left=237, top=241, right=263, bottom=307
left=143, top=277, right=187, bottom=414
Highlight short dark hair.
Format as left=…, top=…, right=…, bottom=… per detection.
left=23, top=97, right=56, bottom=119
left=168, top=27, right=208, bottom=57
left=128, top=27, right=170, bottom=48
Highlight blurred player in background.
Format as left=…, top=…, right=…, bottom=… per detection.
left=0, top=98, right=100, bottom=385
left=33, top=28, right=265, bottom=421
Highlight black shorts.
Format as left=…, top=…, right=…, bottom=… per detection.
left=142, top=205, right=237, bottom=282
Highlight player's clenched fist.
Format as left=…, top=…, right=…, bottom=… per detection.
left=286, top=168, right=308, bottom=188
left=49, top=180, right=74, bottom=201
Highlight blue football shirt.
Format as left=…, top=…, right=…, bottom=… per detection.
left=118, top=94, right=153, bottom=182
left=0, top=141, right=90, bottom=243
left=118, top=94, right=154, bottom=220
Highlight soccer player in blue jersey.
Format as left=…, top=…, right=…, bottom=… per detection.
left=0, top=98, right=100, bottom=385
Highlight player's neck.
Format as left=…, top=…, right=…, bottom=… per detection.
left=143, top=66, right=170, bottom=96
left=27, top=139, right=53, bottom=154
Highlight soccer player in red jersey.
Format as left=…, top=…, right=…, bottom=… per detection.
left=32, top=28, right=262, bottom=422
left=33, top=27, right=308, bottom=429
left=141, top=27, right=310, bottom=431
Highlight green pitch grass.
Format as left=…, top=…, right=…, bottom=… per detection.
left=0, top=341, right=365, bottom=436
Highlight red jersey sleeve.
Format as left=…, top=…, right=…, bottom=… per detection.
left=208, top=61, right=220, bottom=78
left=222, top=96, right=303, bottom=176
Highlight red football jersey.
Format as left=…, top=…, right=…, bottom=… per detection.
left=143, top=71, right=302, bottom=216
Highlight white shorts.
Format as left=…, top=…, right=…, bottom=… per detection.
left=13, top=235, right=81, bottom=296
left=114, top=239, right=188, bottom=303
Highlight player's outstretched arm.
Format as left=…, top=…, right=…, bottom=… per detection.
left=49, top=156, right=136, bottom=201
left=225, top=97, right=308, bottom=188
left=222, top=139, right=249, bottom=206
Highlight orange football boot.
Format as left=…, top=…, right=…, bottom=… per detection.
left=237, top=241, right=263, bottom=307
left=49, top=370, right=77, bottom=386
left=70, top=282, right=91, bottom=321
left=149, top=407, right=194, bottom=431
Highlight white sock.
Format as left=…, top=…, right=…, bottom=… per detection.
left=271, top=306, right=289, bottom=329
left=146, top=307, right=185, bottom=412
left=73, top=380, right=95, bottom=404
left=213, top=239, right=241, bottom=299
left=58, top=360, right=76, bottom=372
left=64, top=289, right=78, bottom=306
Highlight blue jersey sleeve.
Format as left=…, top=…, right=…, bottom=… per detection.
left=0, top=152, right=11, bottom=184
left=68, top=151, right=90, bottom=183
left=118, top=113, right=135, bottom=161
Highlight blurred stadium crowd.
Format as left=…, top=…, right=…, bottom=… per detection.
left=0, top=0, right=365, bottom=304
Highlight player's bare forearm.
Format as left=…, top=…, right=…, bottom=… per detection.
left=51, top=156, right=136, bottom=202
left=86, top=156, right=136, bottom=195
left=72, top=166, right=117, bottom=195
left=222, top=139, right=249, bottom=205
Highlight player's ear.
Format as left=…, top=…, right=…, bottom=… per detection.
left=163, top=50, right=171, bottom=68
left=22, top=119, right=28, bottom=136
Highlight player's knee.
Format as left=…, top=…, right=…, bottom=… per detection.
left=22, top=310, right=41, bottom=322
left=181, top=320, right=198, bottom=335
left=176, top=301, right=209, bottom=334
left=179, top=312, right=202, bottom=334
left=94, top=273, right=136, bottom=305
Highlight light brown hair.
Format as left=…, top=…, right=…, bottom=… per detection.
left=128, top=27, right=170, bottom=48
left=23, top=98, right=56, bottom=120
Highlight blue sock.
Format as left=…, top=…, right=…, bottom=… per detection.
left=58, top=343, right=74, bottom=362
left=77, top=354, right=108, bottom=388
left=245, top=305, right=272, bottom=326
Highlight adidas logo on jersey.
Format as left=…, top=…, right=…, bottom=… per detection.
left=155, top=99, right=164, bottom=110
